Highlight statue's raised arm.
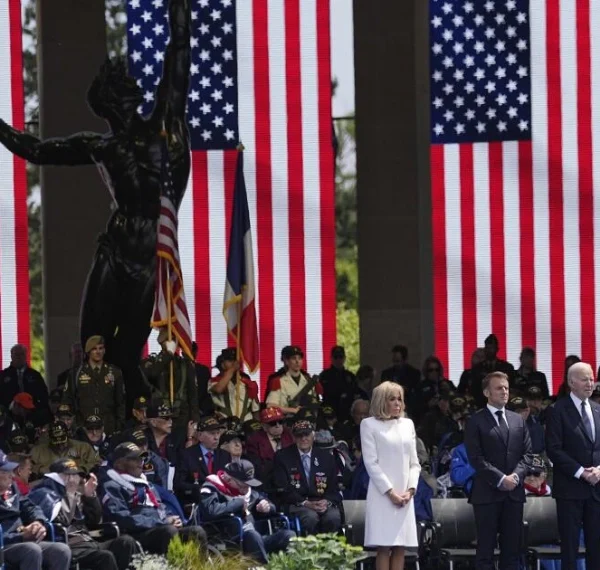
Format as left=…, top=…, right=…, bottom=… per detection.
left=152, top=0, right=191, bottom=127
left=0, top=120, right=100, bottom=166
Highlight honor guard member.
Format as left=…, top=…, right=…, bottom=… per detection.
left=319, top=346, right=361, bottom=423
left=140, top=329, right=199, bottom=431
left=30, top=421, right=100, bottom=478
left=265, top=346, right=322, bottom=416
left=209, top=348, right=260, bottom=422
left=63, top=336, right=125, bottom=436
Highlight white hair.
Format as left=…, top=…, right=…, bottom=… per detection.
left=567, top=361, right=594, bottom=383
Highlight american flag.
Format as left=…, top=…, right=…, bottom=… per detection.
left=0, top=0, right=29, bottom=366
left=127, top=0, right=336, bottom=390
left=430, top=0, right=600, bottom=392
left=150, top=141, right=194, bottom=359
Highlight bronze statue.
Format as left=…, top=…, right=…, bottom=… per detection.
left=0, top=0, right=191, bottom=375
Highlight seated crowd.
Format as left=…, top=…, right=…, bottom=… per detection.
left=0, top=333, right=580, bottom=568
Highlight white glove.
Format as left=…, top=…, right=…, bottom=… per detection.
left=165, top=340, right=177, bottom=354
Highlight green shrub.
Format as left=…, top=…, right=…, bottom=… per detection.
left=166, top=535, right=255, bottom=570
left=267, top=533, right=366, bottom=570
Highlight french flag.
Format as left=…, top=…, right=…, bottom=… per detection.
left=223, top=151, right=260, bottom=372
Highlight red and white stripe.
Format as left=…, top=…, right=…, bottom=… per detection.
left=0, top=0, right=29, bottom=366
left=149, top=0, right=336, bottom=393
left=432, top=0, right=600, bottom=393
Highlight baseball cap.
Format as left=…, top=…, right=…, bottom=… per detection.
left=219, top=430, right=244, bottom=446
left=127, top=429, right=148, bottom=447
left=242, top=419, right=263, bottom=436
left=56, top=403, right=75, bottom=417
left=526, top=386, right=543, bottom=399
left=146, top=401, right=173, bottom=419
left=112, top=442, right=149, bottom=462
left=84, top=335, right=104, bottom=353
left=508, top=397, right=529, bottom=411
left=0, top=450, right=18, bottom=472
left=49, top=421, right=68, bottom=445
left=321, top=406, right=336, bottom=419
left=314, top=429, right=335, bottom=449
left=84, top=415, right=104, bottom=430
left=260, top=407, right=285, bottom=424
left=197, top=416, right=222, bottom=432
left=133, top=396, right=148, bottom=410
left=8, top=432, right=29, bottom=452
left=49, top=458, right=85, bottom=476
left=292, top=419, right=314, bottom=436
left=449, top=396, right=467, bottom=413
left=13, top=392, right=35, bottom=410
left=224, top=459, right=262, bottom=486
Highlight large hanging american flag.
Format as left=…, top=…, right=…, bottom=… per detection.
left=127, top=0, right=336, bottom=391
left=430, top=0, right=599, bottom=393
left=0, top=0, right=29, bottom=366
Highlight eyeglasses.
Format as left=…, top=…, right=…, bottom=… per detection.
left=268, top=421, right=283, bottom=426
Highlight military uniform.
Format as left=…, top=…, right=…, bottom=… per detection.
left=140, top=351, right=199, bottom=429
left=63, top=362, right=125, bottom=435
left=209, top=372, right=259, bottom=422
left=265, top=371, right=321, bottom=410
left=30, top=421, right=99, bottom=477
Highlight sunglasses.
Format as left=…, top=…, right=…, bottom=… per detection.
left=268, top=421, right=283, bottom=426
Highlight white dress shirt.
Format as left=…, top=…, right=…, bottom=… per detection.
left=570, top=392, right=596, bottom=479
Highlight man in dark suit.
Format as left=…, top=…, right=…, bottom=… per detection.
left=273, top=419, right=342, bottom=535
left=465, top=371, right=533, bottom=570
left=174, top=416, right=231, bottom=504
left=545, top=361, right=600, bottom=570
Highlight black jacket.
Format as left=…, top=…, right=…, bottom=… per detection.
left=174, top=445, right=231, bottom=503
left=0, top=365, right=51, bottom=425
left=273, top=445, right=340, bottom=506
left=464, top=407, right=532, bottom=504
left=546, top=396, right=600, bottom=501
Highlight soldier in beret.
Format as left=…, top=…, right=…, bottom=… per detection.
left=273, top=419, right=342, bottom=535
left=30, top=420, right=99, bottom=478
left=62, top=335, right=125, bottom=436
left=209, top=348, right=260, bottom=422
left=140, top=329, right=199, bottom=433
left=266, top=346, right=322, bottom=415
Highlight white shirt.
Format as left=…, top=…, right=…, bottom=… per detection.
left=570, top=392, right=596, bottom=479
left=487, top=404, right=509, bottom=428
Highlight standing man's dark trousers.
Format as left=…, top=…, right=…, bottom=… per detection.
left=473, top=499, right=523, bottom=570
left=556, top=498, right=600, bottom=570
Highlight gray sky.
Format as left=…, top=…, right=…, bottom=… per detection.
left=330, top=0, right=355, bottom=117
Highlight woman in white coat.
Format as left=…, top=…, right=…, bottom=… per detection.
left=360, top=381, right=421, bottom=570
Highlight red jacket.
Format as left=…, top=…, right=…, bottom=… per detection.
left=246, top=428, right=294, bottom=462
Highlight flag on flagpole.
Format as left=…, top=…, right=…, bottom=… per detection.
left=151, top=140, right=194, bottom=360
left=223, top=150, right=259, bottom=371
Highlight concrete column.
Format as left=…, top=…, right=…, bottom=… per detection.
left=37, top=0, right=110, bottom=386
left=353, top=0, right=433, bottom=373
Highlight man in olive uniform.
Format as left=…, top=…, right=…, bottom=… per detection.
left=140, top=330, right=199, bottom=432
left=209, top=348, right=260, bottom=422
left=266, top=346, right=322, bottom=415
left=30, top=420, right=99, bottom=478
left=63, top=336, right=126, bottom=436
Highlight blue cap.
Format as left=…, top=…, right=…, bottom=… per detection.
left=0, top=450, right=18, bottom=472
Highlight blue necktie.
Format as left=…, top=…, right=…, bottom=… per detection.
left=301, top=453, right=311, bottom=480
left=581, top=401, right=595, bottom=441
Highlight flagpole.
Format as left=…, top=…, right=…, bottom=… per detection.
left=166, top=263, right=175, bottom=406
left=235, top=300, right=241, bottom=417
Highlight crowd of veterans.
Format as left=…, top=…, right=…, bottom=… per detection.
left=0, top=331, right=584, bottom=569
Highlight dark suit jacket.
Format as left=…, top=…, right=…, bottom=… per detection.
left=273, top=445, right=340, bottom=506
left=174, top=445, right=231, bottom=503
left=546, top=396, right=600, bottom=501
left=0, top=366, right=51, bottom=426
left=464, top=407, right=532, bottom=504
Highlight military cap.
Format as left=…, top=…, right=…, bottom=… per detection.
left=49, top=458, right=85, bottom=476
left=526, top=386, right=543, bottom=399
left=449, top=396, right=467, bottom=413
left=242, top=419, right=263, bottom=435
left=314, top=429, right=335, bottom=448
left=84, top=335, right=104, bottom=353
left=220, top=347, right=237, bottom=362
left=224, top=459, right=261, bottom=486
left=280, top=345, right=292, bottom=362
left=56, top=403, right=75, bottom=418
left=321, top=406, right=336, bottom=419
left=8, top=432, right=29, bottom=452
left=84, top=415, right=104, bottom=430
left=530, top=454, right=547, bottom=471
left=133, top=396, right=148, bottom=410
left=282, top=345, right=304, bottom=359
left=112, top=442, right=148, bottom=462
left=49, top=421, right=69, bottom=445
left=128, top=429, right=148, bottom=447
left=260, top=407, right=285, bottom=424
left=508, top=396, right=528, bottom=411
left=291, top=419, right=314, bottom=435
left=146, top=401, right=173, bottom=419
left=331, top=346, right=345, bottom=358
left=197, top=416, right=222, bottom=432
left=219, top=430, right=244, bottom=446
